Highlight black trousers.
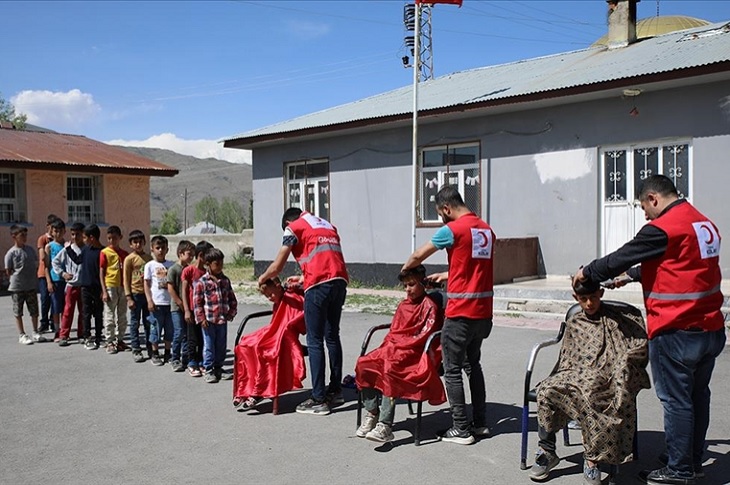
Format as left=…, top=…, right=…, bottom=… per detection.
left=81, top=286, right=103, bottom=341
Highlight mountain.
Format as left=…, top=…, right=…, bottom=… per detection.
left=115, top=146, right=252, bottom=228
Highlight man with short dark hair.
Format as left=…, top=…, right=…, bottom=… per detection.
left=574, top=174, right=725, bottom=485
left=402, top=185, right=495, bottom=445
left=258, top=207, right=349, bottom=416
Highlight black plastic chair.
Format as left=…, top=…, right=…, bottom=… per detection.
left=520, top=301, right=641, bottom=484
left=355, top=324, right=442, bottom=446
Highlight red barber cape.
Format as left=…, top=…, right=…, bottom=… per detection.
left=234, top=291, right=307, bottom=399
left=355, top=294, right=445, bottom=405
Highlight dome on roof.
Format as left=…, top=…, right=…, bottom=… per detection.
left=592, top=15, right=711, bottom=46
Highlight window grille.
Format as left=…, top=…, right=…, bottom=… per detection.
left=419, top=143, right=480, bottom=223
left=67, top=175, right=103, bottom=224
left=0, top=171, right=27, bottom=223
left=285, top=159, right=330, bottom=220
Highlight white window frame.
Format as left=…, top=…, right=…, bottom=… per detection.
left=284, top=159, right=330, bottom=220
left=419, top=142, right=481, bottom=224
left=0, top=170, right=27, bottom=223
left=67, top=174, right=103, bottom=224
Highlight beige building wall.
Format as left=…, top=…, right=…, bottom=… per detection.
left=1, top=170, right=152, bottom=266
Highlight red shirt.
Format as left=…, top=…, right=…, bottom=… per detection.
left=181, top=265, right=207, bottom=311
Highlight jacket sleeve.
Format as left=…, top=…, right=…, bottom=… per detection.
left=193, top=280, right=205, bottom=323
left=52, top=250, right=66, bottom=277
left=226, top=279, right=238, bottom=321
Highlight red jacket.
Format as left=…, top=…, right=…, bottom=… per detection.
left=287, top=212, right=348, bottom=290
left=642, top=201, right=724, bottom=338
left=445, top=213, right=495, bottom=320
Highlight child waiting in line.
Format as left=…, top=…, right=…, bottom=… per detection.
left=144, top=235, right=174, bottom=366
left=167, top=240, right=195, bottom=372
left=37, top=213, right=59, bottom=333
left=100, top=225, right=129, bottom=354
left=124, top=230, right=152, bottom=363
left=68, top=224, right=105, bottom=350
left=4, top=225, right=46, bottom=345
left=52, top=222, right=85, bottom=346
left=193, top=248, right=238, bottom=383
left=44, top=218, right=66, bottom=341
left=181, top=240, right=213, bottom=377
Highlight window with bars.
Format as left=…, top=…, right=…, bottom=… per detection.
left=285, top=159, right=330, bottom=220
left=67, top=175, right=103, bottom=224
left=419, top=143, right=481, bottom=223
left=0, top=171, right=27, bottom=223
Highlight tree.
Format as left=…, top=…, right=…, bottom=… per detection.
left=246, top=198, right=253, bottom=229
left=218, top=197, right=245, bottom=233
left=158, top=209, right=182, bottom=234
left=0, top=93, right=27, bottom=129
left=194, top=195, right=219, bottom=225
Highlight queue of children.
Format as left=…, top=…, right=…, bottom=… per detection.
left=3, top=215, right=237, bottom=382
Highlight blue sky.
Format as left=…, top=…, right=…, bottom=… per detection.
left=2, top=1, right=729, bottom=163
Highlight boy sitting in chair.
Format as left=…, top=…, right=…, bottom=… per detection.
left=531, top=280, right=650, bottom=485
left=355, top=265, right=445, bottom=443
left=233, top=277, right=306, bottom=411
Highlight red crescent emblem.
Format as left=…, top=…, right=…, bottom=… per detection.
left=700, top=224, right=714, bottom=244
left=477, top=230, right=489, bottom=248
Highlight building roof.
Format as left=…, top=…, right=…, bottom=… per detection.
left=225, top=20, right=730, bottom=148
left=593, top=15, right=711, bottom=46
left=177, top=221, right=231, bottom=235
left=0, top=128, right=178, bottom=177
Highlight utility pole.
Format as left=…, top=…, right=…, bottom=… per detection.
left=182, top=187, right=188, bottom=235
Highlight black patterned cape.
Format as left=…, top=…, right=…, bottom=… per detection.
left=536, top=303, right=650, bottom=464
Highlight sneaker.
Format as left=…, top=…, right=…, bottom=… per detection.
left=116, top=341, right=129, bottom=352
left=365, top=422, right=394, bottom=443
left=356, top=412, right=379, bottom=437
left=188, top=366, right=202, bottom=378
left=84, top=339, right=98, bottom=350
left=216, top=369, right=233, bottom=381
left=470, top=422, right=491, bottom=438
left=639, top=467, right=696, bottom=485
left=58, top=338, right=70, bottom=347
left=583, top=462, right=602, bottom=485
left=658, top=453, right=705, bottom=479
left=438, top=427, right=475, bottom=445
left=204, top=372, right=219, bottom=384
left=326, top=388, right=344, bottom=407
left=106, top=342, right=118, bottom=354
left=132, top=350, right=146, bottom=363
left=150, top=354, right=164, bottom=366
left=568, top=420, right=582, bottom=430
left=237, top=396, right=263, bottom=412
left=170, top=360, right=184, bottom=372
left=18, top=334, right=33, bottom=345
left=530, top=449, right=560, bottom=481
left=295, top=398, right=331, bottom=416
left=32, top=332, right=47, bottom=343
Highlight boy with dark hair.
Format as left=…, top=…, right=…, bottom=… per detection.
left=194, top=248, right=238, bottom=383
left=100, top=225, right=129, bottom=354
left=37, top=213, right=59, bottom=333
left=44, top=218, right=66, bottom=341
left=144, top=235, right=174, bottom=366
left=355, top=265, right=445, bottom=442
left=530, top=279, right=649, bottom=485
left=5, top=225, right=46, bottom=344
left=52, top=222, right=85, bottom=346
left=124, top=230, right=152, bottom=362
left=167, top=240, right=195, bottom=372
left=181, top=240, right=214, bottom=377
left=70, top=224, right=105, bottom=350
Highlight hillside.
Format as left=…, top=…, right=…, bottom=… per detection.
left=116, top=146, right=252, bottom=228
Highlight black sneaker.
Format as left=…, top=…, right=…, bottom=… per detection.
left=325, top=388, right=344, bottom=407
left=170, top=360, right=185, bottom=372
left=150, top=354, right=164, bottom=366
left=84, top=339, right=98, bottom=351
left=658, top=453, right=705, bottom=479
left=470, top=422, right=491, bottom=438
left=132, top=350, right=146, bottom=363
left=438, top=427, right=475, bottom=445
left=639, top=467, right=696, bottom=485
left=58, top=339, right=70, bottom=347
left=295, top=398, right=331, bottom=416
left=530, top=449, right=560, bottom=481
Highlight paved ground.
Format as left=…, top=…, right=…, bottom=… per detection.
left=1, top=294, right=728, bottom=485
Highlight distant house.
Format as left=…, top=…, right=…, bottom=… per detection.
left=177, top=221, right=231, bottom=235
left=224, top=6, right=730, bottom=284
left=0, top=126, right=177, bottom=252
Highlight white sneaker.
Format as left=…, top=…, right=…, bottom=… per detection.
left=32, top=332, right=47, bottom=343
left=19, top=334, right=33, bottom=345
left=365, top=422, right=394, bottom=443
left=356, top=412, right=378, bottom=438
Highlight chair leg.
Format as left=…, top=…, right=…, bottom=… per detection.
left=356, top=391, right=363, bottom=429
left=520, top=405, right=529, bottom=470
left=608, top=464, right=618, bottom=485
left=562, top=425, right=570, bottom=446
left=273, top=396, right=279, bottom=415
left=408, top=400, right=415, bottom=415
left=414, top=401, right=423, bottom=446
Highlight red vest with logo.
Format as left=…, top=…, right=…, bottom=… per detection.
left=641, top=201, right=723, bottom=338
left=445, top=213, right=495, bottom=320
left=288, top=212, right=348, bottom=290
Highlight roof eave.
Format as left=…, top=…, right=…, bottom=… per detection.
left=0, top=159, right=179, bottom=177
left=224, top=60, right=730, bottom=150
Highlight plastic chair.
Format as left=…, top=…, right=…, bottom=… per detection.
left=355, top=323, right=442, bottom=446
left=519, top=300, right=641, bottom=484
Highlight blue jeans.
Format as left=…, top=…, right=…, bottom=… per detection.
left=171, top=310, right=187, bottom=362
left=441, top=316, right=493, bottom=430
left=304, top=279, right=347, bottom=401
left=38, top=277, right=52, bottom=329
left=649, top=328, right=726, bottom=478
left=128, top=293, right=151, bottom=354
left=202, top=324, right=227, bottom=372
left=149, top=305, right=173, bottom=345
